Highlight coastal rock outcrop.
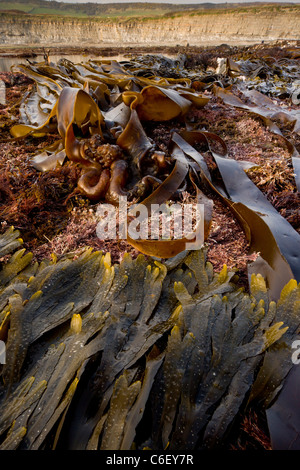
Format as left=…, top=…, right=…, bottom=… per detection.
left=0, top=9, right=299, bottom=46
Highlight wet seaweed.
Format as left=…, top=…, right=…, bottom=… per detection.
left=4, top=55, right=300, bottom=278
left=0, top=228, right=299, bottom=450
left=1, top=51, right=300, bottom=450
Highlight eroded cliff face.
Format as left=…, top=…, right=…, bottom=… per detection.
left=0, top=10, right=299, bottom=47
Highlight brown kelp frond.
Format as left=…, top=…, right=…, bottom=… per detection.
left=0, top=228, right=299, bottom=450
left=3, top=55, right=300, bottom=292
left=6, top=58, right=214, bottom=260
left=1, top=51, right=300, bottom=450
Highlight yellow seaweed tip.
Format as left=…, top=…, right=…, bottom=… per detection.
left=70, top=314, right=82, bottom=334
left=152, top=266, right=160, bottom=279
left=218, top=264, right=228, bottom=283
left=171, top=325, right=180, bottom=337
left=251, top=273, right=267, bottom=293
left=171, top=304, right=183, bottom=321
left=279, top=278, right=298, bottom=301
left=30, top=290, right=43, bottom=301
left=103, top=252, right=111, bottom=269
left=264, top=321, right=289, bottom=349
left=174, top=281, right=184, bottom=290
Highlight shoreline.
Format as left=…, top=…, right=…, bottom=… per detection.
left=0, top=39, right=299, bottom=59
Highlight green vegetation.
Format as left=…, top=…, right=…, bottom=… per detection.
left=0, top=0, right=298, bottom=20
left=27, top=7, right=88, bottom=17
left=0, top=1, right=34, bottom=12
left=0, top=0, right=196, bottom=17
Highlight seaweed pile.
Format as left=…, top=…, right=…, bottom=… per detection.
left=0, top=226, right=299, bottom=450
left=3, top=53, right=300, bottom=291
left=0, top=48, right=300, bottom=449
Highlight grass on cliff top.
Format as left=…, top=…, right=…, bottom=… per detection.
left=0, top=1, right=183, bottom=19
left=0, top=2, right=168, bottom=18
left=0, top=2, right=299, bottom=22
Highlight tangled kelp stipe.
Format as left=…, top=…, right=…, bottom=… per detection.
left=0, top=227, right=299, bottom=450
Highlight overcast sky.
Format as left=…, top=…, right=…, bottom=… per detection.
left=56, top=0, right=300, bottom=3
